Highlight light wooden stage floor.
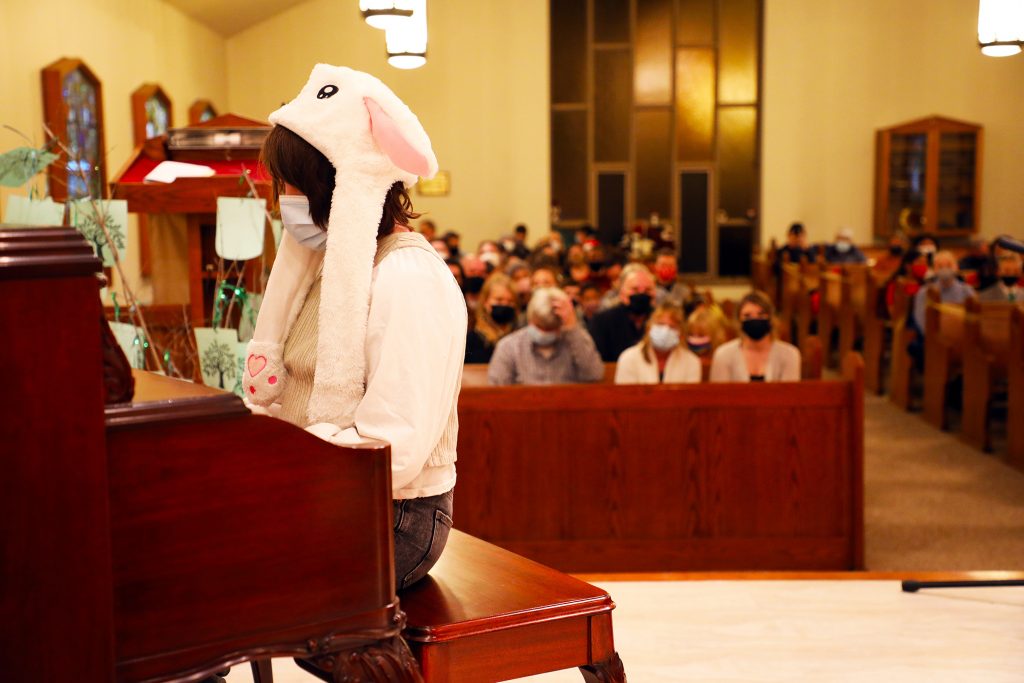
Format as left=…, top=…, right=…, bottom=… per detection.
left=231, top=577, right=1024, bottom=682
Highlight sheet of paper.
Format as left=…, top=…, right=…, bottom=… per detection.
left=108, top=321, right=146, bottom=370
left=2, top=195, right=65, bottom=226
left=194, top=326, right=240, bottom=390
left=143, top=160, right=216, bottom=184
left=69, top=199, right=128, bottom=266
left=216, top=196, right=265, bottom=261
left=0, top=146, right=58, bottom=187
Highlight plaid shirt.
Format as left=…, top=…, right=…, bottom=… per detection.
left=487, top=327, right=604, bottom=385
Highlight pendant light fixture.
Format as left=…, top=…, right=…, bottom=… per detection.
left=978, top=0, right=1024, bottom=57
left=360, top=0, right=414, bottom=31
left=386, top=0, right=427, bottom=69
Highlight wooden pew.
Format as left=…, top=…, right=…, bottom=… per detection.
left=751, top=240, right=778, bottom=306
left=462, top=362, right=617, bottom=386
left=922, top=290, right=967, bottom=430
left=862, top=269, right=892, bottom=394
left=817, top=267, right=841, bottom=366
left=961, top=299, right=1016, bottom=452
left=453, top=354, right=865, bottom=573
left=1009, top=306, right=1024, bottom=471
left=1, top=227, right=420, bottom=682
left=837, top=264, right=871, bottom=367
left=888, top=278, right=919, bottom=410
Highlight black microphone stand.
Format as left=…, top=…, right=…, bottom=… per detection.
left=902, top=579, right=1024, bottom=592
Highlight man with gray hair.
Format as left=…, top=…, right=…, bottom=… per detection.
left=487, top=287, right=604, bottom=385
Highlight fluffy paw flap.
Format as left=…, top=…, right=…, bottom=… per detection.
left=243, top=342, right=286, bottom=406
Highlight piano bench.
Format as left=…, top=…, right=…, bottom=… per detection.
left=286, top=530, right=624, bottom=683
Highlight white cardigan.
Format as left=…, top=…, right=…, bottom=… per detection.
left=709, top=338, right=801, bottom=383
left=614, top=343, right=702, bottom=384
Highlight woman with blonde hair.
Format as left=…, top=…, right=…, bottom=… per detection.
left=709, top=290, right=800, bottom=382
left=465, top=273, right=518, bottom=363
left=614, top=302, right=701, bottom=384
left=685, top=304, right=728, bottom=357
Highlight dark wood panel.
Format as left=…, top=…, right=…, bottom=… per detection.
left=594, top=49, right=632, bottom=162
left=634, top=108, right=673, bottom=218
left=718, top=105, right=758, bottom=220
left=454, top=365, right=864, bottom=572
left=550, top=0, right=588, bottom=103
left=597, top=173, right=627, bottom=244
left=552, top=109, right=589, bottom=220
left=679, top=171, right=709, bottom=272
left=593, top=0, right=630, bottom=43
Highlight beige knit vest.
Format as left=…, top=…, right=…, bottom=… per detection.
left=280, top=232, right=459, bottom=468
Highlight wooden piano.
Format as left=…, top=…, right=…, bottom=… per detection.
left=0, top=226, right=421, bottom=681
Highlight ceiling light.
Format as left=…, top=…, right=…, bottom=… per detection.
left=978, top=0, right=1024, bottom=57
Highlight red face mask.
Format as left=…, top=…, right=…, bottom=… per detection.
left=910, top=263, right=929, bottom=280
left=655, top=266, right=677, bottom=284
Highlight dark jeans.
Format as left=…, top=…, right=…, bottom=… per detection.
left=393, top=489, right=453, bottom=591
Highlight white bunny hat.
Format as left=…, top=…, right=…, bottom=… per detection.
left=243, top=64, right=438, bottom=428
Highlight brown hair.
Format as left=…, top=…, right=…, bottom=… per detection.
left=260, top=124, right=420, bottom=237
left=474, top=273, right=516, bottom=343
left=737, top=290, right=775, bottom=320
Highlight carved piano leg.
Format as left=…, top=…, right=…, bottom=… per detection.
left=250, top=659, right=274, bottom=682
left=297, top=637, right=424, bottom=683
left=580, top=652, right=626, bottom=683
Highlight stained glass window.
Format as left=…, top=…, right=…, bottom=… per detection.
left=63, top=69, right=101, bottom=200
left=199, top=107, right=216, bottom=123
left=145, top=96, right=170, bottom=138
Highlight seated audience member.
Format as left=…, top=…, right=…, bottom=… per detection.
left=431, top=238, right=451, bottom=260
left=911, top=233, right=938, bottom=264
left=958, top=238, right=990, bottom=276
left=883, top=249, right=929, bottom=318
left=507, top=262, right=533, bottom=310
left=531, top=264, right=561, bottom=291
left=874, top=231, right=909, bottom=273
left=600, top=262, right=647, bottom=311
left=566, top=255, right=592, bottom=285
left=588, top=268, right=657, bottom=362
left=710, top=291, right=801, bottom=383
left=530, top=232, right=566, bottom=266
left=602, top=248, right=627, bottom=292
left=686, top=305, right=729, bottom=357
left=823, top=227, right=867, bottom=264
left=615, top=303, right=701, bottom=385
left=478, top=240, right=505, bottom=272
left=487, top=287, right=604, bottom=386
left=446, top=258, right=465, bottom=290
left=910, top=250, right=974, bottom=334
left=511, top=223, right=531, bottom=260
left=652, top=249, right=692, bottom=307
left=774, top=222, right=818, bottom=274
left=466, top=274, right=518, bottom=364
left=443, top=230, right=462, bottom=260
left=977, top=250, right=1023, bottom=302
left=461, top=254, right=488, bottom=312
left=418, top=219, right=437, bottom=241
left=574, top=224, right=598, bottom=248
left=579, top=283, right=603, bottom=326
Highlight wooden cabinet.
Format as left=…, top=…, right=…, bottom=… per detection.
left=874, top=116, right=982, bottom=238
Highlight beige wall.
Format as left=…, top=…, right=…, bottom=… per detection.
left=0, top=0, right=227, bottom=301
left=225, top=0, right=550, bottom=251
left=762, top=0, right=1024, bottom=247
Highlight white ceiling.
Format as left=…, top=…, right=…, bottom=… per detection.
left=163, top=0, right=310, bottom=36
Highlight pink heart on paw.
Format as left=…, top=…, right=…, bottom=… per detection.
left=247, top=354, right=267, bottom=377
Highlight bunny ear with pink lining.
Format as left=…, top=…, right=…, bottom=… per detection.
left=365, top=96, right=436, bottom=179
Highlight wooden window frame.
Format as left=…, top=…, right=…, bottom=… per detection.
left=131, top=83, right=173, bottom=145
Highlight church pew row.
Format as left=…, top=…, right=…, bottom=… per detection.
left=922, top=291, right=966, bottom=431
left=962, top=300, right=1018, bottom=453
left=1009, top=306, right=1024, bottom=472
left=887, top=278, right=919, bottom=410
left=461, top=335, right=824, bottom=387
left=452, top=354, right=865, bottom=573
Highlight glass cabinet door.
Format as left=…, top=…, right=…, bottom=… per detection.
left=937, top=132, right=977, bottom=232
left=887, top=133, right=927, bottom=232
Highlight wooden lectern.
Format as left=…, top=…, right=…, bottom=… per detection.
left=0, top=226, right=422, bottom=682
left=109, top=114, right=276, bottom=326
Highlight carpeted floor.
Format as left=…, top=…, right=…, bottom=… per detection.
left=864, top=392, right=1024, bottom=571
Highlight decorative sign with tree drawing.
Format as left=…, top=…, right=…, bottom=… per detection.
left=69, top=198, right=128, bottom=266
left=194, top=327, right=240, bottom=390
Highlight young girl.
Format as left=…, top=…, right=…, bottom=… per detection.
left=243, top=65, right=466, bottom=590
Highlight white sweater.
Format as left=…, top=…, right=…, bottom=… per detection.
left=614, top=343, right=702, bottom=384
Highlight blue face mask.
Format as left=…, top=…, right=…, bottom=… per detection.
left=649, top=324, right=680, bottom=351
left=528, top=325, right=559, bottom=347
left=279, top=195, right=327, bottom=251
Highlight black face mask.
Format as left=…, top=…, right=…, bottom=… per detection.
left=489, top=304, right=516, bottom=325
left=741, top=317, right=772, bottom=341
left=1002, top=276, right=1021, bottom=287
left=889, top=245, right=903, bottom=257
left=589, top=261, right=605, bottom=272
left=463, top=276, right=485, bottom=294
left=627, top=293, right=653, bottom=315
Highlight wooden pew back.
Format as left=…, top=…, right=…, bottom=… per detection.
left=1009, top=306, right=1024, bottom=470
left=453, top=354, right=865, bottom=572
